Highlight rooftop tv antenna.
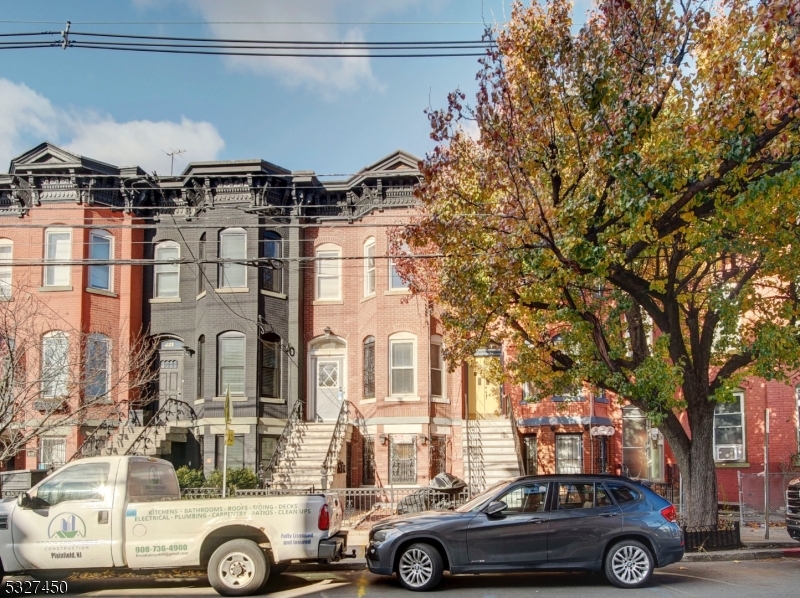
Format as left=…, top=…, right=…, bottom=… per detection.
left=163, top=148, right=187, bottom=176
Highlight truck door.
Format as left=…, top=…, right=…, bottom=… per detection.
left=12, top=461, right=116, bottom=570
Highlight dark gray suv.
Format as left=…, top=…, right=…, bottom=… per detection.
left=366, top=475, right=683, bottom=591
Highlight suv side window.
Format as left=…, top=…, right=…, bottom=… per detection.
left=35, top=462, right=111, bottom=507
left=556, top=482, right=602, bottom=509
left=496, top=483, right=548, bottom=514
left=127, top=461, right=180, bottom=503
left=605, top=482, right=639, bottom=503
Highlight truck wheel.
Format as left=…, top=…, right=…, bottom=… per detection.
left=604, top=540, right=654, bottom=589
left=208, top=539, right=269, bottom=597
left=396, top=543, right=443, bottom=592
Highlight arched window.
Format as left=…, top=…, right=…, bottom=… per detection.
left=0, top=239, right=12, bottom=300
left=262, top=232, right=282, bottom=294
left=219, top=228, right=247, bottom=289
left=85, top=333, right=111, bottom=398
left=364, top=238, right=376, bottom=297
left=389, top=332, right=416, bottom=397
left=154, top=241, right=180, bottom=298
left=363, top=336, right=375, bottom=399
left=88, top=230, right=113, bottom=291
left=42, top=331, right=69, bottom=398
left=197, top=335, right=205, bottom=399
left=316, top=243, right=341, bottom=300
left=260, top=333, right=281, bottom=399
left=218, top=331, right=245, bottom=396
left=44, top=228, right=72, bottom=287
left=198, top=233, right=206, bottom=294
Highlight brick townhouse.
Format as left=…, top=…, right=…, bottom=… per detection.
left=0, top=143, right=144, bottom=470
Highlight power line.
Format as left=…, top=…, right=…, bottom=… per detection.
left=0, top=20, right=494, bottom=26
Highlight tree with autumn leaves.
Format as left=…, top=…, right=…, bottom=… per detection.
left=395, top=0, right=800, bottom=526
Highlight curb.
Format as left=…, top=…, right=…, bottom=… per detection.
left=287, top=559, right=367, bottom=573
left=683, top=547, right=800, bottom=562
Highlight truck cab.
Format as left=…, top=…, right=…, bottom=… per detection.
left=787, top=477, right=800, bottom=541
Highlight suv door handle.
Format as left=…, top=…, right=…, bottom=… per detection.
left=528, top=517, right=546, bottom=524
left=601, top=512, right=619, bottom=518
left=98, top=510, right=109, bottom=524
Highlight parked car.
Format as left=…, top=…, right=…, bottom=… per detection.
left=367, top=474, right=683, bottom=591
left=395, top=473, right=468, bottom=515
left=787, top=477, right=800, bottom=541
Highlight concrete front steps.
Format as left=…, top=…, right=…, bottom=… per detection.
left=269, top=422, right=339, bottom=490
left=92, top=423, right=188, bottom=458
left=463, top=418, right=522, bottom=492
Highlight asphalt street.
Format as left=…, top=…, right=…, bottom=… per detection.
left=18, top=558, right=797, bottom=597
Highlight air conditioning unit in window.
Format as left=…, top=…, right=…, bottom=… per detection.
left=716, top=444, right=743, bottom=461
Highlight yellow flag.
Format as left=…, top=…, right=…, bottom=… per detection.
left=225, top=429, right=235, bottom=447
left=224, top=384, right=232, bottom=426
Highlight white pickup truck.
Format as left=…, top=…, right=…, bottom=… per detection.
left=0, top=456, right=348, bottom=596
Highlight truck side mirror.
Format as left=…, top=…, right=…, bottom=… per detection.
left=17, top=492, right=32, bottom=509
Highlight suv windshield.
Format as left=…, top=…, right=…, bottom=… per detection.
left=456, top=480, right=510, bottom=513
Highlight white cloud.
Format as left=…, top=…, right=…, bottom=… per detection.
left=172, top=0, right=447, bottom=94
left=0, top=79, right=225, bottom=174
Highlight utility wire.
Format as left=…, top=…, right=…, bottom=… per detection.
left=0, top=20, right=493, bottom=26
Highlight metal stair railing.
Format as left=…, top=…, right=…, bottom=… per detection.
left=70, top=404, right=138, bottom=461
left=509, top=416, right=525, bottom=475
left=125, top=398, right=197, bottom=456
left=264, top=399, right=305, bottom=484
left=322, top=399, right=350, bottom=490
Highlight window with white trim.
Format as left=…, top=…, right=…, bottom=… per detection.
left=713, top=391, right=745, bottom=462
left=38, top=437, right=67, bottom=471
left=364, top=239, right=376, bottom=296
left=219, top=228, right=247, bottom=288
left=388, top=242, right=410, bottom=290
left=42, top=331, right=69, bottom=398
left=430, top=334, right=443, bottom=398
left=85, top=333, right=111, bottom=398
left=88, top=230, right=113, bottom=291
left=260, top=333, right=281, bottom=399
left=261, top=232, right=282, bottom=293
left=218, top=331, right=245, bottom=396
left=0, top=239, right=12, bottom=300
left=154, top=241, right=180, bottom=298
left=389, top=332, right=416, bottom=396
left=44, top=228, right=72, bottom=287
left=316, top=245, right=341, bottom=300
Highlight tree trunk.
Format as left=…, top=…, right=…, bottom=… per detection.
left=661, top=402, right=718, bottom=527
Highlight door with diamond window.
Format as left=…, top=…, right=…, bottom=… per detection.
left=314, top=358, right=343, bottom=421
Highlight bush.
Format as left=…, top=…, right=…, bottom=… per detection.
left=175, top=466, right=206, bottom=489
left=205, top=467, right=260, bottom=491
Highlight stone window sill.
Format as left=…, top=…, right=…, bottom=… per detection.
left=361, top=293, right=376, bottom=303
left=431, top=397, right=450, bottom=404
left=313, top=299, right=344, bottom=305
left=216, top=287, right=249, bottom=294
left=715, top=461, right=750, bottom=468
left=384, top=289, right=411, bottom=296
left=150, top=297, right=181, bottom=303
left=39, top=285, right=73, bottom=292
left=86, top=287, right=118, bottom=298
left=213, top=395, right=249, bottom=402
left=196, top=290, right=207, bottom=301
left=360, top=398, right=377, bottom=404
left=259, top=397, right=286, bottom=404
left=385, top=396, right=420, bottom=402
left=260, top=290, right=287, bottom=300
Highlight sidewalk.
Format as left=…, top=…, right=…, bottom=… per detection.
left=288, top=527, right=800, bottom=572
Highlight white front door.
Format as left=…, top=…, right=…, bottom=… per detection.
left=12, top=461, right=116, bottom=570
left=314, top=357, right=344, bottom=421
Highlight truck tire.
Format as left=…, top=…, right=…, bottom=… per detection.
left=208, top=539, right=270, bottom=597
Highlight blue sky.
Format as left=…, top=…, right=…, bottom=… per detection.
left=0, top=0, right=592, bottom=175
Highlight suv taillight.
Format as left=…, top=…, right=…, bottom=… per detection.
left=660, top=504, right=677, bottom=523
left=318, top=504, right=330, bottom=530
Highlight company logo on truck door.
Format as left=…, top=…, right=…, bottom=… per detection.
left=48, top=513, right=87, bottom=539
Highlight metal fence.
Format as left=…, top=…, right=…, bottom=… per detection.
left=737, top=472, right=796, bottom=524
left=180, top=487, right=223, bottom=500
left=236, top=486, right=472, bottom=529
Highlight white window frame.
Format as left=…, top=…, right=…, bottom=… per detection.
left=88, top=230, right=113, bottom=291
left=38, top=437, right=66, bottom=470
left=364, top=238, right=376, bottom=297
left=44, top=228, right=72, bottom=287
left=219, top=228, right=248, bottom=289
left=430, top=334, right=444, bottom=399
left=154, top=241, right=180, bottom=298
left=218, top=331, right=246, bottom=396
left=0, top=239, right=12, bottom=300
left=388, top=242, right=410, bottom=291
left=389, top=332, right=416, bottom=397
left=713, top=390, right=746, bottom=462
left=316, top=244, right=341, bottom=301
left=42, top=331, right=69, bottom=398
left=85, top=333, right=111, bottom=399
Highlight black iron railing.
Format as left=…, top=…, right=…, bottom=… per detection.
left=265, top=399, right=305, bottom=482
left=322, top=399, right=350, bottom=487
left=125, top=398, right=196, bottom=456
